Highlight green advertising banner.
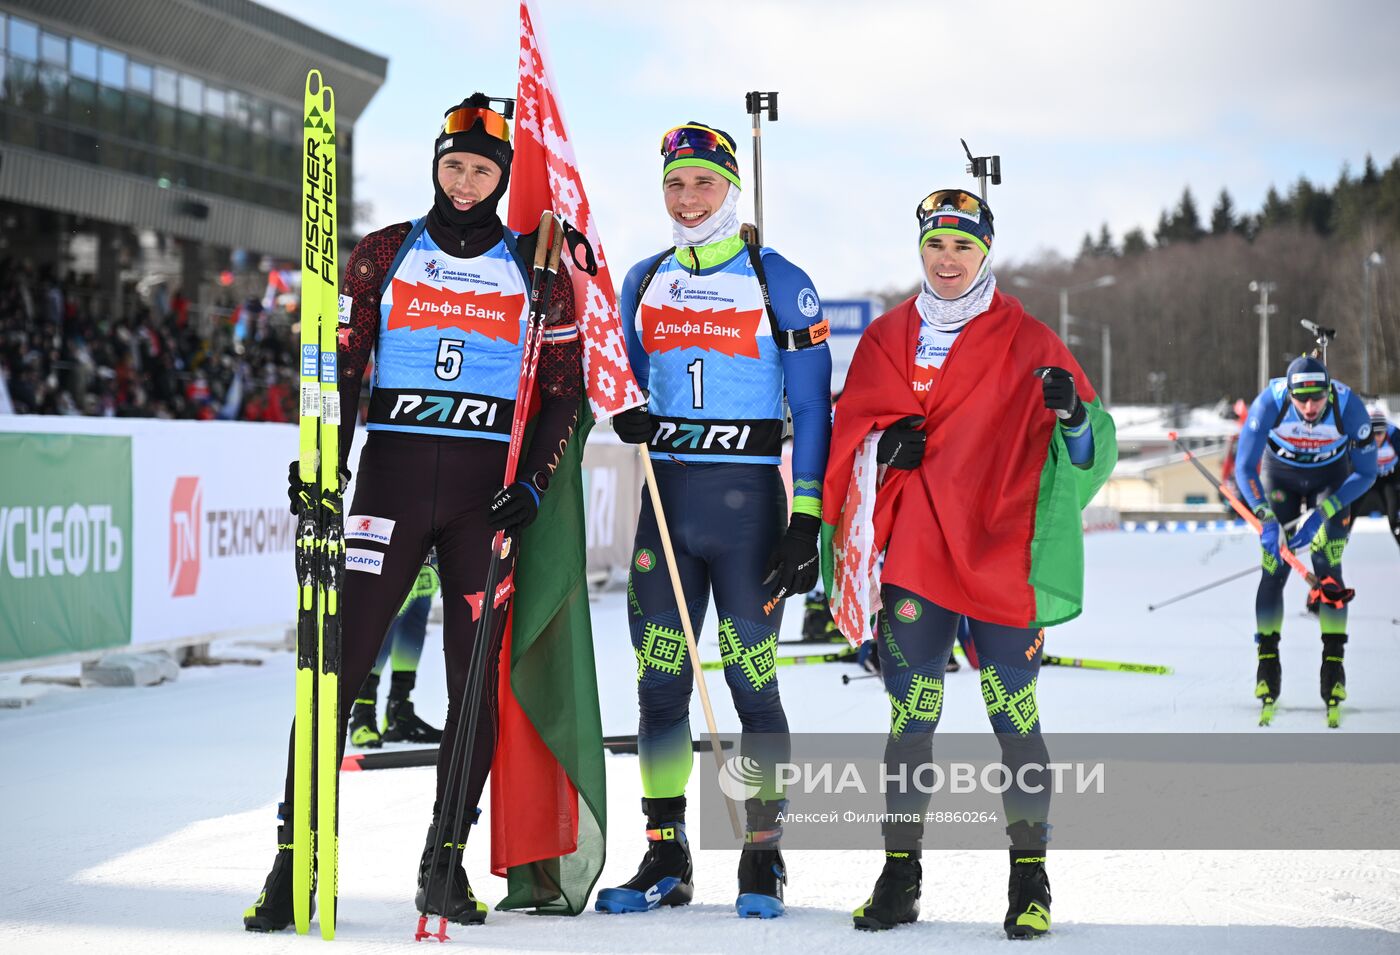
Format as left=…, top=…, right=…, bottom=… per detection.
left=0, top=433, right=132, bottom=663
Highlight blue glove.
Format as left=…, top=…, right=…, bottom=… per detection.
left=1254, top=505, right=1279, bottom=560
left=1260, top=519, right=1280, bottom=558
left=1288, top=496, right=1340, bottom=551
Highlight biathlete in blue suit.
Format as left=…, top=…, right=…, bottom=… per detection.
left=1234, top=354, right=1377, bottom=714
left=597, top=123, right=832, bottom=920
left=1350, top=406, right=1400, bottom=554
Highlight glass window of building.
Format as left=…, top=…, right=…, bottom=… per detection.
left=154, top=101, right=177, bottom=150
left=39, top=30, right=64, bottom=67
left=271, top=105, right=293, bottom=140
left=37, top=61, right=65, bottom=117
left=8, top=17, right=37, bottom=61
left=128, top=59, right=152, bottom=94
left=5, top=52, right=37, bottom=113
left=225, top=89, right=248, bottom=127
left=126, top=84, right=152, bottom=140
left=249, top=97, right=269, bottom=135
left=98, top=48, right=124, bottom=88
left=98, top=79, right=123, bottom=137
left=178, top=106, right=202, bottom=157
left=69, top=73, right=96, bottom=124
left=223, top=92, right=249, bottom=167
left=178, top=73, right=201, bottom=112
left=204, top=90, right=226, bottom=162
left=70, top=37, right=97, bottom=80
left=154, top=66, right=176, bottom=106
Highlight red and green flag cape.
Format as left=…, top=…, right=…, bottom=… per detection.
left=821, top=292, right=1117, bottom=629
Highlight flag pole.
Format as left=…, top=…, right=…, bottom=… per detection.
left=638, top=446, right=744, bottom=840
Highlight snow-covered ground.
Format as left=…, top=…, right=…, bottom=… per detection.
left=4, top=523, right=1399, bottom=953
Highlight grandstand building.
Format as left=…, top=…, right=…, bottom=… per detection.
left=0, top=0, right=385, bottom=307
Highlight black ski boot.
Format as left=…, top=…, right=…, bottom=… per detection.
left=801, top=591, right=840, bottom=642
left=736, top=798, right=787, bottom=918
left=853, top=822, right=922, bottom=931
left=1005, top=851, right=1052, bottom=938
left=1322, top=634, right=1347, bottom=727
left=595, top=796, right=694, bottom=913
left=853, top=852, right=921, bottom=930
left=382, top=698, right=443, bottom=744
left=414, top=812, right=487, bottom=925
left=1321, top=635, right=1347, bottom=703
left=1004, top=822, right=1052, bottom=939
left=1255, top=633, right=1281, bottom=703
left=243, top=818, right=313, bottom=932
left=349, top=698, right=382, bottom=748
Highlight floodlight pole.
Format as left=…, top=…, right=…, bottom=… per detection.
left=1250, top=281, right=1277, bottom=391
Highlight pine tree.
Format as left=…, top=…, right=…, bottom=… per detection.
left=1095, top=222, right=1117, bottom=257
left=1362, top=154, right=1380, bottom=187
left=1289, top=176, right=1333, bottom=235
left=1154, top=210, right=1173, bottom=247
left=1079, top=232, right=1096, bottom=261
left=1259, top=186, right=1291, bottom=230
left=1175, top=187, right=1204, bottom=241
left=1210, top=189, right=1236, bottom=235
left=1121, top=228, right=1149, bottom=255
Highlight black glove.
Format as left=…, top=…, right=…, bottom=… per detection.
left=286, top=460, right=349, bottom=515
left=1036, top=366, right=1086, bottom=428
left=612, top=406, right=655, bottom=444
left=762, top=513, right=821, bottom=599
left=488, top=481, right=541, bottom=531
left=876, top=416, right=926, bottom=470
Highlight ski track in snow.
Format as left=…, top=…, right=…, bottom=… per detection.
left=3, top=524, right=1399, bottom=953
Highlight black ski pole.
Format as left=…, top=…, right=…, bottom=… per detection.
left=1147, top=565, right=1257, bottom=610
left=415, top=212, right=563, bottom=943
left=1147, top=515, right=1305, bottom=611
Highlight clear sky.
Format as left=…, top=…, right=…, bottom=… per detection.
left=273, top=0, right=1400, bottom=299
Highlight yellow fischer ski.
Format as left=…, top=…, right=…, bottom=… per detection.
left=295, top=67, right=342, bottom=938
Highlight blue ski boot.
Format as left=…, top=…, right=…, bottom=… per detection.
left=736, top=798, right=787, bottom=918
left=595, top=796, right=693, bottom=913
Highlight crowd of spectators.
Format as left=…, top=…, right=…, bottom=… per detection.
left=0, top=256, right=297, bottom=421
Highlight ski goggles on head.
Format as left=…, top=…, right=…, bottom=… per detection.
left=659, top=124, right=736, bottom=158
left=440, top=105, right=511, bottom=143
left=917, top=189, right=992, bottom=227
left=916, top=189, right=993, bottom=253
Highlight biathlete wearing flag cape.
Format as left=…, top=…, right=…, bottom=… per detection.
left=597, top=123, right=832, bottom=919
left=823, top=189, right=1116, bottom=937
left=245, top=94, right=583, bottom=931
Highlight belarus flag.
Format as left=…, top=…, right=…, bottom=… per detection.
left=487, top=0, right=643, bottom=916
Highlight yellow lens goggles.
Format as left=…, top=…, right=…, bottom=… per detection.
left=441, top=105, right=511, bottom=143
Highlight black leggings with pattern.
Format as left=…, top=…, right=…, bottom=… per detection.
left=877, top=583, right=1050, bottom=846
